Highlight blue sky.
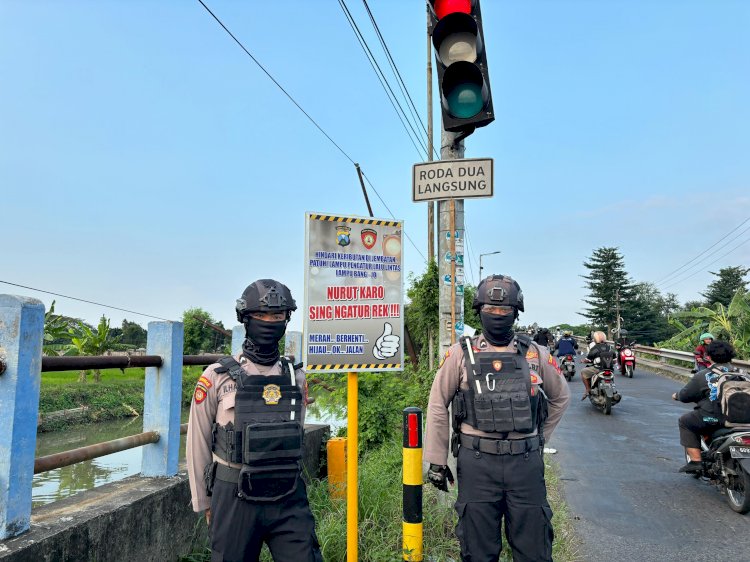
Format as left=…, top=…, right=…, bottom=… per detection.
left=1, top=0, right=748, bottom=332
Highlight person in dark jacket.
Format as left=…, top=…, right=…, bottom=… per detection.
left=554, top=331, right=579, bottom=366
left=533, top=328, right=550, bottom=346
left=672, top=340, right=736, bottom=473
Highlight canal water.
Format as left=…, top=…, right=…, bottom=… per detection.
left=32, top=408, right=344, bottom=507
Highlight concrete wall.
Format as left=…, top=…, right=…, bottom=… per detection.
left=0, top=424, right=329, bottom=562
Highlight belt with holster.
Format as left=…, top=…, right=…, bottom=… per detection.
left=460, top=434, right=540, bottom=455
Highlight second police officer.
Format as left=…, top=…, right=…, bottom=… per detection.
left=425, top=274, right=571, bottom=562
left=186, top=279, right=323, bottom=562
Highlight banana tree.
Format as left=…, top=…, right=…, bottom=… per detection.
left=66, top=316, right=122, bottom=382
left=43, top=300, right=75, bottom=355
left=658, top=290, right=750, bottom=359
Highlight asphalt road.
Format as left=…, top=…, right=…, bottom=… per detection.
left=551, top=359, right=750, bottom=562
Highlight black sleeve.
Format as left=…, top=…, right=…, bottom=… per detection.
left=587, top=345, right=600, bottom=361
left=677, top=372, right=708, bottom=403
left=574, top=340, right=579, bottom=350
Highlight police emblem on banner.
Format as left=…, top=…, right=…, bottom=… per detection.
left=361, top=228, right=377, bottom=249
left=262, top=384, right=281, bottom=405
left=337, top=225, right=352, bottom=247
left=493, top=360, right=503, bottom=371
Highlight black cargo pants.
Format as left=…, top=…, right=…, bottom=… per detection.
left=455, top=443, right=554, bottom=562
left=209, top=477, right=323, bottom=562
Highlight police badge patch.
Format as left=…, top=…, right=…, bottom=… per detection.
left=361, top=228, right=377, bottom=249
left=337, top=225, right=352, bottom=247
left=493, top=360, right=503, bottom=371
left=262, top=384, right=281, bottom=405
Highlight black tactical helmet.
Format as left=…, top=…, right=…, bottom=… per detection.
left=236, top=279, right=297, bottom=322
left=619, top=329, right=629, bottom=337
left=472, top=274, right=524, bottom=313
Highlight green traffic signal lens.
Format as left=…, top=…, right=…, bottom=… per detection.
left=446, top=82, right=483, bottom=118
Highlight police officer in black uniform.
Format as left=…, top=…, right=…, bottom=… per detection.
left=424, top=275, right=570, bottom=562
left=187, top=280, right=323, bottom=562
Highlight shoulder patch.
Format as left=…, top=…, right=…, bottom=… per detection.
left=526, top=349, right=538, bottom=360
left=198, top=375, right=212, bottom=389
left=194, top=386, right=207, bottom=404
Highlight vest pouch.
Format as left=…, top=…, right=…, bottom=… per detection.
left=238, top=463, right=300, bottom=503
left=474, top=395, right=502, bottom=432
left=242, top=421, right=303, bottom=465
left=510, top=391, right=534, bottom=433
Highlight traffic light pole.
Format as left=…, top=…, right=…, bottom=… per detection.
left=438, top=129, right=465, bottom=356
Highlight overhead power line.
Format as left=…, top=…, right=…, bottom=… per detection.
left=655, top=216, right=750, bottom=285
left=0, top=280, right=173, bottom=321
left=360, top=0, right=438, bottom=160
left=660, top=236, right=750, bottom=291
left=337, top=0, right=428, bottom=159
left=197, top=0, right=427, bottom=264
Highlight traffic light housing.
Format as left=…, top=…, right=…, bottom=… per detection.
left=429, top=0, right=494, bottom=133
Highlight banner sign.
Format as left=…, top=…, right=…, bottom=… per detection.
left=304, top=213, right=404, bottom=372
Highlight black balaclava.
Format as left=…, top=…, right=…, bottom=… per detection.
left=242, top=318, right=287, bottom=366
left=480, top=310, right=516, bottom=346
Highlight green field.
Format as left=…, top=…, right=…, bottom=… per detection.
left=38, top=366, right=205, bottom=430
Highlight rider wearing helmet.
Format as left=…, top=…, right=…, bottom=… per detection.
left=187, top=280, right=323, bottom=561
left=424, top=274, right=570, bottom=561
left=694, top=332, right=714, bottom=371
left=673, top=340, right=737, bottom=473
left=554, top=330, right=579, bottom=366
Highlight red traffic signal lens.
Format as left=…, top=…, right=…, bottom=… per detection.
left=434, top=0, right=472, bottom=20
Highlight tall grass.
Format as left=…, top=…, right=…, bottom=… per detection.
left=183, top=441, right=579, bottom=561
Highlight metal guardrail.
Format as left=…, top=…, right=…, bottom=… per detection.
left=573, top=336, right=750, bottom=373
left=41, top=353, right=225, bottom=372
left=34, top=423, right=189, bottom=474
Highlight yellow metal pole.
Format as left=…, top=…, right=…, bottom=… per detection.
left=347, top=371, right=358, bottom=562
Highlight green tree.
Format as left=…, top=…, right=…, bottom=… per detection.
left=43, top=300, right=76, bottom=355
left=66, top=316, right=121, bottom=382
left=121, top=319, right=148, bottom=348
left=183, top=308, right=227, bottom=354
left=404, top=260, right=439, bottom=366
left=463, top=284, right=480, bottom=330
left=701, top=266, right=750, bottom=307
left=621, top=282, right=677, bottom=345
left=580, top=247, right=633, bottom=337
left=659, top=288, right=750, bottom=359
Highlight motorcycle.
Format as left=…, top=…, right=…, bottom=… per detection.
left=687, top=428, right=750, bottom=514
left=618, top=343, right=636, bottom=378
left=560, top=354, right=576, bottom=381
left=586, top=360, right=621, bottom=415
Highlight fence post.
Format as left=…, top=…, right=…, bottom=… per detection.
left=0, top=295, right=44, bottom=540
left=231, top=325, right=244, bottom=356
left=141, top=321, right=184, bottom=477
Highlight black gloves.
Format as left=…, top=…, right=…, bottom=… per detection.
left=427, top=463, right=455, bottom=492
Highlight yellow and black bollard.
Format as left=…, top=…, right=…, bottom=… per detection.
left=402, top=407, right=423, bottom=561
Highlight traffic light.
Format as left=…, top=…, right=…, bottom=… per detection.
left=429, top=0, right=494, bottom=133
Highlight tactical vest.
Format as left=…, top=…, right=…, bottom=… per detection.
left=452, top=335, right=546, bottom=441
left=211, top=356, right=303, bottom=502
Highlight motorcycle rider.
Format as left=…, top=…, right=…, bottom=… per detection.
left=554, top=330, right=579, bottom=367
left=533, top=327, right=550, bottom=347
left=693, top=332, right=714, bottom=372
left=580, top=331, right=615, bottom=401
left=672, top=340, right=736, bottom=473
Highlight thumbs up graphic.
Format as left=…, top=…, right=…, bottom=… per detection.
left=373, top=322, right=400, bottom=360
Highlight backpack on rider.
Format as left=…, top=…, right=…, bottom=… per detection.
left=713, top=368, right=750, bottom=428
